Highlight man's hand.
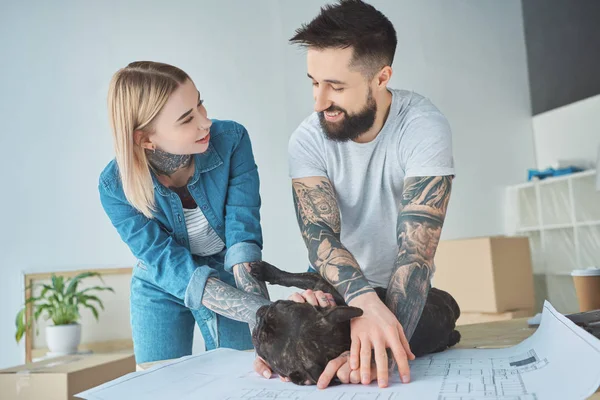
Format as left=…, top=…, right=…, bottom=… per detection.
left=317, top=351, right=377, bottom=388
left=288, top=289, right=336, bottom=308
left=348, top=292, right=415, bottom=388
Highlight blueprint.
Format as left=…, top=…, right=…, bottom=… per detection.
left=76, top=301, right=600, bottom=400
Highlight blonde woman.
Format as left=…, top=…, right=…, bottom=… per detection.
left=99, top=61, right=273, bottom=363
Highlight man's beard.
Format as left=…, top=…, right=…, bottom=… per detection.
left=318, top=89, right=377, bottom=142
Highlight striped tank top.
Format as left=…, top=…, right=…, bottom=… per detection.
left=182, top=207, right=225, bottom=256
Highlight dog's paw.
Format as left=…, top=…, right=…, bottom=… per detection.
left=448, top=330, right=461, bottom=348
left=250, top=261, right=282, bottom=282
left=249, top=261, right=268, bottom=281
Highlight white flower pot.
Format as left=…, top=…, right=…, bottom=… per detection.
left=46, top=324, right=81, bottom=355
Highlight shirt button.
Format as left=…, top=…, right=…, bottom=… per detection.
left=202, top=205, right=207, bottom=210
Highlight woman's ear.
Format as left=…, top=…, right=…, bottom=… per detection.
left=134, top=130, right=154, bottom=151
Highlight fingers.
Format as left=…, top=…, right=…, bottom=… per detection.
left=336, top=360, right=352, bottom=384
left=359, top=340, right=373, bottom=385
left=370, top=360, right=378, bottom=383
left=373, top=345, right=389, bottom=388
left=317, top=351, right=349, bottom=389
left=389, top=338, right=411, bottom=384
left=255, top=356, right=292, bottom=383
left=313, top=290, right=332, bottom=308
left=254, top=356, right=272, bottom=379
left=399, top=325, right=416, bottom=360
left=337, top=358, right=376, bottom=385
left=348, top=362, right=376, bottom=384
left=350, top=336, right=360, bottom=370
left=302, top=289, right=319, bottom=306
left=349, top=368, right=361, bottom=384
left=288, top=292, right=305, bottom=303
left=324, top=292, right=336, bottom=307
left=327, top=354, right=379, bottom=387
left=288, top=290, right=335, bottom=308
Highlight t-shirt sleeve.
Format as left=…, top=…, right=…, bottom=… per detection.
left=399, top=111, right=455, bottom=178
left=288, top=124, right=328, bottom=179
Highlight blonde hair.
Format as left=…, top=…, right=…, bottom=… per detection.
left=107, top=61, right=190, bottom=218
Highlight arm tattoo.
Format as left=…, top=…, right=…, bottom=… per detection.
left=293, top=180, right=374, bottom=303
left=385, top=176, right=452, bottom=340
left=233, top=262, right=270, bottom=301
left=202, top=277, right=271, bottom=331
left=146, top=148, right=192, bottom=176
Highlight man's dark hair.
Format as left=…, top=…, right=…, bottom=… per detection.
left=289, top=0, right=397, bottom=78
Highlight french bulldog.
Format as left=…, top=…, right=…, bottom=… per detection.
left=249, top=261, right=461, bottom=386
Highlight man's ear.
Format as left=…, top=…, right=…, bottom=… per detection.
left=134, top=130, right=154, bottom=151
left=322, top=306, right=363, bottom=324
left=373, top=65, right=393, bottom=90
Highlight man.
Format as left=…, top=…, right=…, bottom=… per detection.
left=257, top=0, right=454, bottom=389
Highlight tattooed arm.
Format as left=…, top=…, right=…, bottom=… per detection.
left=233, top=263, right=270, bottom=300
left=386, top=176, right=452, bottom=341
left=292, top=177, right=375, bottom=303
left=293, top=176, right=413, bottom=389
left=232, top=263, right=270, bottom=331
left=202, top=277, right=270, bottom=331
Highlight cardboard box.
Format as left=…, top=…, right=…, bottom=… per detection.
left=0, top=352, right=135, bottom=400
left=433, top=236, right=535, bottom=313
left=456, top=309, right=533, bottom=326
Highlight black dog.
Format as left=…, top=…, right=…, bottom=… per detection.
left=250, top=261, right=461, bottom=386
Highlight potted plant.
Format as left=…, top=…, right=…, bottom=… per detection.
left=15, top=272, right=115, bottom=355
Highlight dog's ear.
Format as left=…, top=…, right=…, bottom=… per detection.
left=322, top=306, right=363, bottom=324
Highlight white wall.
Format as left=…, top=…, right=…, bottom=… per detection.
left=0, top=0, right=294, bottom=369
left=532, top=94, right=600, bottom=170
left=281, top=0, right=536, bottom=239
left=0, top=0, right=535, bottom=369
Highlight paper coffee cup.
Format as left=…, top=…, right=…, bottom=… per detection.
left=571, top=267, right=600, bottom=312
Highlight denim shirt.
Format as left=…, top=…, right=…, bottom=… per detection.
left=99, top=119, right=263, bottom=310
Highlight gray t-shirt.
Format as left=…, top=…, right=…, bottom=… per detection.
left=288, top=89, right=455, bottom=287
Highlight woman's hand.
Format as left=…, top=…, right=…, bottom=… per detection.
left=288, top=289, right=336, bottom=308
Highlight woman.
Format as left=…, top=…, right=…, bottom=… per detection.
left=99, top=61, right=269, bottom=363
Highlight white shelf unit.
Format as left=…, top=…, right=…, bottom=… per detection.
left=505, top=169, right=600, bottom=314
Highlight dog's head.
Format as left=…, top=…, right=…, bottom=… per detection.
left=252, top=300, right=363, bottom=385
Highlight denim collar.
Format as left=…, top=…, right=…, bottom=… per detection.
left=152, top=143, right=224, bottom=196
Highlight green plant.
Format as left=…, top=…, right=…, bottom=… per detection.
left=15, top=272, right=115, bottom=343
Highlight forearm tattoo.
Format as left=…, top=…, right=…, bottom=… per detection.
left=292, top=180, right=374, bottom=303
left=146, top=148, right=192, bottom=176
left=202, top=278, right=271, bottom=330
left=386, top=176, right=452, bottom=340
left=233, top=263, right=270, bottom=301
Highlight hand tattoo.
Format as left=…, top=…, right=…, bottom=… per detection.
left=386, top=176, right=452, bottom=340
left=147, top=148, right=192, bottom=176
left=293, top=179, right=374, bottom=303
left=202, top=277, right=271, bottom=331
